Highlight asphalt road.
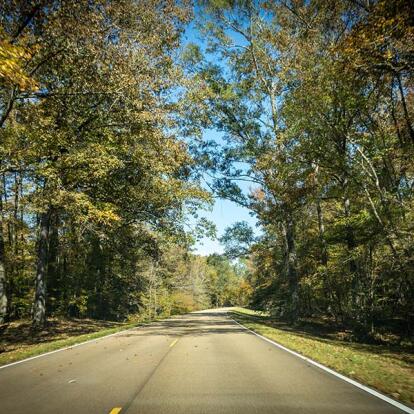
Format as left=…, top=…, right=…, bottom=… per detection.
left=0, top=309, right=407, bottom=414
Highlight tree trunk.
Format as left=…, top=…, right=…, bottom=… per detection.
left=32, top=210, right=50, bottom=329
left=313, top=164, right=328, bottom=266
left=282, top=209, right=299, bottom=323
left=0, top=173, right=7, bottom=324
left=343, top=180, right=357, bottom=273
left=46, top=211, right=59, bottom=314
left=316, top=199, right=328, bottom=265
left=396, top=73, right=414, bottom=143
left=0, top=228, right=7, bottom=324
left=342, top=181, right=360, bottom=322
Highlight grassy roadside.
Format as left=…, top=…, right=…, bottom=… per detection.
left=0, top=314, right=172, bottom=368
left=230, top=307, right=414, bottom=407
left=0, top=324, right=132, bottom=367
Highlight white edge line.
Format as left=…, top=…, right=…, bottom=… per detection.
left=0, top=323, right=141, bottom=370
left=0, top=312, right=190, bottom=371
left=229, top=314, right=414, bottom=414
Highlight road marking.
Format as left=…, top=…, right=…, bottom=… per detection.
left=0, top=313, right=186, bottom=370
left=169, top=339, right=178, bottom=348
left=109, top=408, right=122, bottom=414
left=0, top=326, right=141, bottom=371
left=229, top=315, right=414, bottom=414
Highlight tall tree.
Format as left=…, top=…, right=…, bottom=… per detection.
left=186, top=0, right=413, bottom=335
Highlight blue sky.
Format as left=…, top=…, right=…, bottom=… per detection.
left=192, top=195, right=258, bottom=256
left=190, top=129, right=259, bottom=256
left=183, top=17, right=259, bottom=256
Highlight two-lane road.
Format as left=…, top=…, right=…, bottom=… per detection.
left=0, top=309, right=408, bottom=413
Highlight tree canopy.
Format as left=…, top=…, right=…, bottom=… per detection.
left=185, top=0, right=414, bottom=338
left=0, top=0, right=413, bottom=343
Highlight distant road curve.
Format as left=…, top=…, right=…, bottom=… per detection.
left=0, top=308, right=410, bottom=413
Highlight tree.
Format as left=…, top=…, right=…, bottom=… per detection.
left=220, top=221, right=255, bottom=258
left=0, top=0, right=211, bottom=328
left=186, top=0, right=414, bottom=336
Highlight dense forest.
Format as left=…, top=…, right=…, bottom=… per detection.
left=0, top=0, right=413, bottom=343
left=186, top=0, right=414, bottom=341
left=0, top=0, right=250, bottom=328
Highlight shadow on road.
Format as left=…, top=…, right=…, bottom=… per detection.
left=118, top=312, right=248, bottom=338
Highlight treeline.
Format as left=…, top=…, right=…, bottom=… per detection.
left=187, top=0, right=414, bottom=340
left=2, top=0, right=413, bottom=340
left=0, top=0, right=197, bottom=327
left=0, top=0, right=251, bottom=328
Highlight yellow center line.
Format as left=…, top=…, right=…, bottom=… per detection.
left=109, top=408, right=122, bottom=414
left=169, top=338, right=178, bottom=348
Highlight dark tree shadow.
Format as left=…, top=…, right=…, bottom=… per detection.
left=230, top=311, right=414, bottom=365
left=0, top=318, right=124, bottom=352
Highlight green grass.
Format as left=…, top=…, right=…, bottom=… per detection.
left=230, top=307, right=414, bottom=407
